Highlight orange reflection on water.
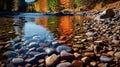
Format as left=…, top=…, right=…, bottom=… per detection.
left=59, top=16, right=73, bottom=36
left=35, top=16, right=48, bottom=28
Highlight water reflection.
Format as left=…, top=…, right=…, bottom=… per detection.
left=23, top=21, right=53, bottom=39
left=59, top=16, right=73, bottom=36
left=12, top=14, right=91, bottom=41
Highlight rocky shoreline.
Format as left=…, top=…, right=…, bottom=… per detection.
left=0, top=8, right=120, bottom=67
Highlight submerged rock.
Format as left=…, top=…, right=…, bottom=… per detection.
left=44, top=47, right=56, bottom=55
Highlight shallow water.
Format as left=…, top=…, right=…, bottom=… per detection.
left=0, top=12, right=92, bottom=42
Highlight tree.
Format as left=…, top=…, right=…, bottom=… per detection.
left=47, top=0, right=59, bottom=12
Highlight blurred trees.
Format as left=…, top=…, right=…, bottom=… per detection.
left=0, top=0, right=119, bottom=12
left=0, top=0, right=14, bottom=11
left=48, top=0, right=59, bottom=12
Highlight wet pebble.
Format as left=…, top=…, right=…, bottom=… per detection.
left=45, top=54, right=59, bottom=66
left=12, top=58, right=24, bottom=66
left=114, top=51, right=120, bottom=59
left=100, top=55, right=113, bottom=62
left=3, top=51, right=19, bottom=58
left=44, top=47, right=56, bottom=55
left=90, top=61, right=97, bottom=67
left=86, top=32, right=94, bottom=36
left=60, top=51, right=75, bottom=61
left=56, top=62, right=73, bottom=67
left=72, top=60, right=83, bottom=67
left=56, top=45, right=71, bottom=53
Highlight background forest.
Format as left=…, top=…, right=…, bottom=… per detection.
left=0, top=0, right=119, bottom=12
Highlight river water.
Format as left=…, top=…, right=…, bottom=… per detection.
left=0, top=12, right=92, bottom=43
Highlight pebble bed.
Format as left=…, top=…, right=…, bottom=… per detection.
left=0, top=8, right=120, bottom=67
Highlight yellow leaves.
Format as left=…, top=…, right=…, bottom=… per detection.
left=34, top=2, right=40, bottom=12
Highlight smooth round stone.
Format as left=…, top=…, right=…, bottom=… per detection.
left=72, top=60, right=83, bottom=67
left=32, top=36, right=41, bottom=40
left=74, top=53, right=81, bottom=58
left=84, top=52, right=95, bottom=57
left=28, top=47, right=36, bottom=52
left=12, top=58, right=24, bottom=64
left=45, top=54, right=59, bottom=66
left=56, top=45, right=71, bottom=53
left=3, top=51, right=19, bottom=58
left=60, top=51, right=75, bottom=61
left=36, top=47, right=45, bottom=52
left=90, top=61, right=97, bottom=67
left=86, top=32, right=94, bottom=36
left=114, top=52, right=120, bottom=59
left=52, top=41, right=60, bottom=48
left=56, top=62, right=73, bottom=67
left=17, top=47, right=28, bottom=55
left=107, top=51, right=114, bottom=56
left=100, top=56, right=112, bottom=62
left=28, top=51, right=41, bottom=57
left=27, top=42, right=39, bottom=48
left=25, top=63, right=32, bottom=67
left=44, top=48, right=56, bottom=55
left=81, top=57, right=90, bottom=63
left=73, top=44, right=84, bottom=48
left=25, top=53, right=47, bottom=64
left=72, top=48, right=79, bottom=51
left=13, top=43, right=22, bottom=49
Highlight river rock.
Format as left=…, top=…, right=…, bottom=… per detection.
left=13, top=42, right=22, bottom=49
left=52, top=41, right=61, bottom=48
left=45, top=54, right=59, bottom=66
left=74, top=52, right=81, bottom=59
left=100, top=8, right=115, bottom=19
left=73, top=44, right=84, bottom=49
left=25, top=63, right=32, bottom=67
left=60, top=51, right=75, bottom=61
left=86, top=32, right=94, bottom=37
left=81, top=57, right=90, bottom=63
left=114, top=52, right=120, bottom=59
left=27, top=42, right=39, bottom=48
left=72, top=60, right=83, bottom=67
left=107, top=51, right=114, bottom=56
left=25, top=53, right=47, bottom=64
left=17, top=47, right=28, bottom=55
left=36, top=47, right=45, bottom=52
left=90, top=61, right=97, bottom=67
left=56, top=62, right=73, bottom=67
left=100, top=56, right=113, bottom=62
left=3, top=51, right=19, bottom=58
left=56, top=45, right=71, bottom=53
left=12, top=58, right=24, bottom=66
left=84, top=52, right=95, bottom=57
left=44, top=47, right=56, bottom=55
left=27, top=51, right=41, bottom=57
